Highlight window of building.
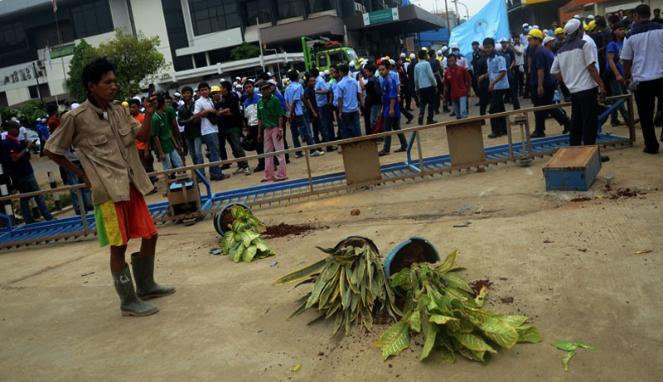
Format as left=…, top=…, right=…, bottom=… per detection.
left=162, top=0, right=193, bottom=71
left=278, top=0, right=306, bottom=19
left=245, top=0, right=273, bottom=25
left=0, top=23, right=27, bottom=51
left=71, top=0, right=114, bottom=38
left=189, top=0, right=240, bottom=36
left=0, top=92, right=8, bottom=108
left=193, top=52, right=207, bottom=68
left=309, top=0, right=333, bottom=13
left=28, top=85, right=40, bottom=99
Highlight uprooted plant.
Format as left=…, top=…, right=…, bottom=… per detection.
left=375, top=250, right=542, bottom=362
left=220, top=206, right=274, bottom=263
left=275, top=238, right=399, bottom=335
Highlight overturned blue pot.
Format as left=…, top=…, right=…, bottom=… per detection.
left=383, top=237, right=440, bottom=278
left=213, top=202, right=251, bottom=235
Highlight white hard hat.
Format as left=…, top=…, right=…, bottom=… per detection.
left=409, top=53, right=416, bottom=60
left=586, top=15, right=595, bottom=20
left=389, top=59, right=395, bottom=66
left=437, top=50, right=443, bottom=55
left=543, top=36, right=555, bottom=45
left=441, top=46, right=449, bottom=52
left=349, top=60, right=356, bottom=67
left=532, top=25, right=540, bottom=30
left=399, top=52, right=406, bottom=58
left=450, top=42, right=459, bottom=49
left=522, top=23, right=529, bottom=28
left=564, top=18, right=582, bottom=35
left=173, top=92, right=181, bottom=97
left=495, top=44, right=503, bottom=52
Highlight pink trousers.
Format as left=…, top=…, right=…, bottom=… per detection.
left=263, top=127, right=287, bottom=180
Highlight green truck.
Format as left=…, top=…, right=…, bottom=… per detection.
left=301, top=37, right=359, bottom=72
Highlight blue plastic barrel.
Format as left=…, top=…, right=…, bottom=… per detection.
left=383, top=237, right=440, bottom=278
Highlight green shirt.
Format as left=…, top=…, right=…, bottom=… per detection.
left=257, top=95, right=284, bottom=129
left=151, top=111, right=175, bottom=154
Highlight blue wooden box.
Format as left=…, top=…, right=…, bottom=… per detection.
left=543, top=146, right=601, bottom=191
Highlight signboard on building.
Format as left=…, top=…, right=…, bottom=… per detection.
left=50, top=43, right=75, bottom=59
left=363, top=8, right=399, bottom=26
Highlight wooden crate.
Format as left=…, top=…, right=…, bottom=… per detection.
left=543, top=146, right=601, bottom=191
left=167, top=175, right=201, bottom=218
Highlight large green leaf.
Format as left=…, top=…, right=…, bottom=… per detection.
left=375, top=320, right=411, bottom=360
left=243, top=245, right=258, bottom=262
left=480, top=317, right=519, bottom=349
left=274, top=259, right=327, bottom=285
left=436, top=250, right=458, bottom=273
left=420, top=318, right=438, bottom=360
left=453, top=333, right=497, bottom=353
left=552, top=340, right=594, bottom=352
left=409, top=310, right=422, bottom=333
left=517, top=326, right=543, bottom=344
left=429, top=315, right=458, bottom=325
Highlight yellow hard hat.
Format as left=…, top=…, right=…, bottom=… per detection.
left=527, top=28, right=544, bottom=40
left=554, top=27, right=565, bottom=36
left=422, top=47, right=428, bottom=51
left=584, top=20, right=596, bottom=31
left=121, top=101, right=129, bottom=107
left=210, top=85, right=221, bottom=93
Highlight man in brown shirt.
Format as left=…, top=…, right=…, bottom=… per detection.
left=45, top=58, right=174, bottom=317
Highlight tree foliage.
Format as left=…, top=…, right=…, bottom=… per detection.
left=14, top=101, right=47, bottom=124
left=65, top=39, right=98, bottom=102
left=65, top=31, right=168, bottom=101
left=230, top=43, right=261, bottom=61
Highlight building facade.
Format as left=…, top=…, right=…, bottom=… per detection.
left=0, top=0, right=445, bottom=107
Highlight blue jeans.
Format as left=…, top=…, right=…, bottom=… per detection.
left=453, top=96, right=468, bottom=120
left=382, top=116, right=407, bottom=152
left=290, top=115, right=315, bottom=155
left=185, top=136, right=203, bottom=165
left=14, top=173, right=53, bottom=224
left=341, top=111, right=361, bottom=138
left=161, top=149, right=183, bottom=170
left=318, top=106, right=334, bottom=142
left=65, top=162, right=92, bottom=215
left=201, top=133, right=223, bottom=179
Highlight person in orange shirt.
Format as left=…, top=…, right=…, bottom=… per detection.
left=129, top=99, right=156, bottom=185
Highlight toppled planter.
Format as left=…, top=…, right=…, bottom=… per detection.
left=213, top=202, right=250, bottom=236
left=375, top=250, right=542, bottom=362
left=275, top=236, right=398, bottom=335
left=219, top=205, right=274, bottom=263
left=383, top=237, right=440, bottom=278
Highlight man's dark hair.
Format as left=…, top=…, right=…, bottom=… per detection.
left=243, top=80, right=254, bottom=89
left=364, top=64, right=376, bottom=74
left=472, top=41, right=480, bottom=46
left=595, top=15, right=607, bottom=28
left=46, top=104, right=58, bottom=116
left=82, top=57, right=115, bottom=92
left=429, top=50, right=437, bottom=58
left=258, top=72, right=271, bottom=81
left=483, top=37, right=496, bottom=47
left=2, top=120, right=19, bottom=130
left=128, top=98, right=141, bottom=106
left=287, top=69, right=299, bottom=82
left=381, top=60, right=391, bottom=69
left=181, top=86, right=193, bottom=94
left=164, top=93, right=172, bottom=100
left=418, top=50, right=428, bottom=60
left=448, top=53, right=457, bottom=61
left=220, top=80, right=232, bottom=92
left=607, top=14, right=620, bottom=25
left=635, top=4, right=651, bottom=18
left=338, top=64, right=349, bottom=75
left=310, top=68, right=320, bottom=77
left=197, top=81, right=210, bottom=91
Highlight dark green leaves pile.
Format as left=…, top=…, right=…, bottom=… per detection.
left=275, top=243, right=398, bottom=335
left=375, top=251, right=542, bottom=362
left=220, top=206, right=274, bottom=263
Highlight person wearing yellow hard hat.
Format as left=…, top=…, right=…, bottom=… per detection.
left=121, top=100, right=129, bottom=107
left=210, top=85, right=221, bottom=103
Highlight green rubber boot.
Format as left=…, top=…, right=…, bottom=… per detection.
left=131, top=253, right=176, bottom=300
left=112, top=266, right=159, bottom=317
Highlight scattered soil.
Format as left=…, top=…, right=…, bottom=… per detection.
left=571, top=197, right=592, bottom=202
left=220, top=206, right=244, bottom=231
left=610, top=188, right=646, bottom=199
left=350, top=209, right=361, bottom=216
left=470, top=279, right=493, bottom=296
left=500, top=296, right=514, bottom=304
left=263, top=223, right=317, bottom=239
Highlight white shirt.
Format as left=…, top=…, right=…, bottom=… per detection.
left=18, top=126, right=28, bottom=141
left=513, top=44, right=525, bottom=66
left=582, top=33, right=600, bottom=72
left=621, top=26, right=663, bottom=82
left=193, top=96, right=218, bottom=136
left=551, top=37, right=598, bottom=94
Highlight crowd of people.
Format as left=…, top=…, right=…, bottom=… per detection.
left=1, top=5, right=662, bottom=226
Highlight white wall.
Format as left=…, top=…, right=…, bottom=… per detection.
left=130, top=0, right=175, bottom=80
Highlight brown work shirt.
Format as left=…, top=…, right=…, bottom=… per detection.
left=45, top=100, right=153, bottom=205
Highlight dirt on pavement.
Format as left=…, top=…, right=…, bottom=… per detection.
left=1, top=143, right=662, bottom=382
